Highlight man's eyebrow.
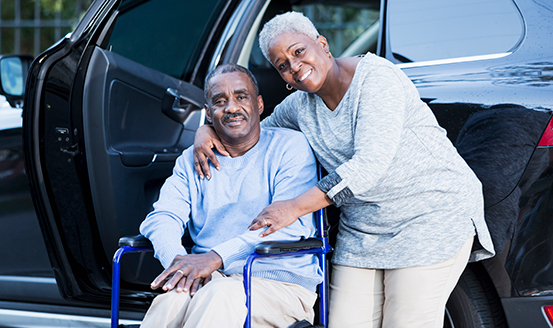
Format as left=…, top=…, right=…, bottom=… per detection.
left=233, top=88, right=248, bottom=95
left=210, top=92, right=226, bottom=103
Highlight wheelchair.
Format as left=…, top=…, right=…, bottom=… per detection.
left=110, top=199, right=332, bottom=328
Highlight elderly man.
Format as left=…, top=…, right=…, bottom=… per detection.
left=139, top=64, right=322, bottom=328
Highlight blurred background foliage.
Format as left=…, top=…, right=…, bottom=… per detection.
left=0, top=1, right=379, bottom=58
left=294, top=4, right=379, bottom=55
left=41, top=0, right=65, bottom=14
left=0, top=0, right=93, bottom=56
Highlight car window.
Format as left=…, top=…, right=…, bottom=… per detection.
left=107, top=0, right=226, bottom=80
left=293, top=4, right=380, bottom=57
left=243, top=0, right=380, bottom=117
left=387, top=0, right=524, bottom=63
left=248, top=1, right=380, bottom=69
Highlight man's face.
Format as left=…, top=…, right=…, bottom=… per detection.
left=205, top=71, right=264, bottom=144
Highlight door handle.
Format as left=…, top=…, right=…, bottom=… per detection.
left=119, top=151, right=180, bottom=167
left=161, top=87, right=203, bottom=124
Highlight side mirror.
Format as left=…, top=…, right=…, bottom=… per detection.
left=0, top=54, right=34, bottom=108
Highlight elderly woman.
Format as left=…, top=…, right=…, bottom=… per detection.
left=193, top=11, right=495, bottom=328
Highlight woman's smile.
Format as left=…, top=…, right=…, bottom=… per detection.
left=296, top=69, right=312, bottom=83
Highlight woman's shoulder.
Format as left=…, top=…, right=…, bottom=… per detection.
left=280, top=89, right=311, bottom=105
left=357, top=52, right=397, bottom=72
left=273, top=89, right=313, bottom=119
left=352, top=53, right=409, bottom=90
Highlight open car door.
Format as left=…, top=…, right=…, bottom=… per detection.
left=23, top=0, right=232, bottom=309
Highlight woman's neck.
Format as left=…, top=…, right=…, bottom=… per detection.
left=316, top=57, right=361, bottom=111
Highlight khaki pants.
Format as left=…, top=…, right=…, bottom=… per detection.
left=328, top=236, right=474, bottom=328
left=140, top=272, right=317, bottom=328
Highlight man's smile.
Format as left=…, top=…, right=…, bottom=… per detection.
left=223, top=113, right=246, bottom=126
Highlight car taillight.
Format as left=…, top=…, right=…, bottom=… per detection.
left=543, top=305, right=553, bottom=325
left=538, top=117, right=553, bottom=147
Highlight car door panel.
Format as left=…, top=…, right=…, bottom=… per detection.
left=82, top=47, right=203, bottom=285
left=23, top=0, right=231, bottom=306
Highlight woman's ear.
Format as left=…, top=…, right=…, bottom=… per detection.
left=317, top=35, right=330, bottom=53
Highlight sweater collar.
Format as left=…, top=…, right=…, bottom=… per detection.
left=215, top=129, right=267, bottom=167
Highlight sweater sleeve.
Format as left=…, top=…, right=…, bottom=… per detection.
left=211, top=133, right=318, bottom=270
left=139, top=154, right=192, bottom=269
left=260, top=93, right=301, bottom=131
left=317, top=65, right=407, bottom=206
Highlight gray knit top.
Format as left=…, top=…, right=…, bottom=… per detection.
left=261, top=53, right=495, bottom=269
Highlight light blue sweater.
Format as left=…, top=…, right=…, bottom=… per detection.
left=140, top=128, right=323, bottom=291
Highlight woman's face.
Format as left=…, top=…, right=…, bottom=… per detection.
left=268, top=32, right=332, bottom=94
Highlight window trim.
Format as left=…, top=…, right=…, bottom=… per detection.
left=396, top=52, right=511, bottom=69
left=208, top=0, right=251, bottom=73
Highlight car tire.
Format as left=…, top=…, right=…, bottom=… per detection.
left=445, top=265, right=507, bottom=328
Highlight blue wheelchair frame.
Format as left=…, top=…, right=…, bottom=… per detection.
left=111, top=174, right=331, bottom=328
left=243, top=205, right=331, bottom=328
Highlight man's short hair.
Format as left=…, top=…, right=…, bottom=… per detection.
left=204, top=64, right=260, bottom=101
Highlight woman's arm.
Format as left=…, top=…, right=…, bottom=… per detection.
left=192, top=124, right=229, bottom=179
left=192, top=95, right=300, bottom=178
left=259, top=98, right=301, bottom=131
left=316, top=65, right=407, bottom=207
left=250, top=130, right=331, bottom=236
left=252, top=64, right=409, bottom=236
left=249, top=185, right=333, bottom=236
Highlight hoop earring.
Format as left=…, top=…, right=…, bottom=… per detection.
left=286, top=83, right=293, bottom=91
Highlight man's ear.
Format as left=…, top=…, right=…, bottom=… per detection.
left=317, top=35, right=330, bottom=53
left=204, top=105, right=212, bottom=123
left=257, top=95, right=264, bottom=116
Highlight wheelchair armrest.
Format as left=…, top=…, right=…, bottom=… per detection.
left=118, top=234, right=152, bottom=248
left=255, top=238, right=323, bottom=255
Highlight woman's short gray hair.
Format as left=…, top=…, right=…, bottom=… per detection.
left=258, top=11, right=319, bottom=63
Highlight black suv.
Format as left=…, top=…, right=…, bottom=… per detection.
left=1, top=0, right=552, bottom=327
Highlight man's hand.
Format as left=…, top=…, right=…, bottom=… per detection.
left=193, top=125, right=229, bottom=180
left=150, top=251, right=223, bottom=296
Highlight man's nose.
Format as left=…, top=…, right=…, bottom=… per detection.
left=225, top=98, right=240, bottom=112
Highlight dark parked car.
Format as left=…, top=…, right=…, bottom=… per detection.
left=1, top=0, right=552, bottom=326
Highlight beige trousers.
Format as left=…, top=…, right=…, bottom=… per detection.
left=140, top=272, right=317, bottom=328
left=328, top=236, right=474, bottom=328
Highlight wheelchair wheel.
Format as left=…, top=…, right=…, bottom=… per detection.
left=444, top=265, right=507, bottom=328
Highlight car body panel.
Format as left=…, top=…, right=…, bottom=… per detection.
left=380, top=0, right=553, bottom=300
